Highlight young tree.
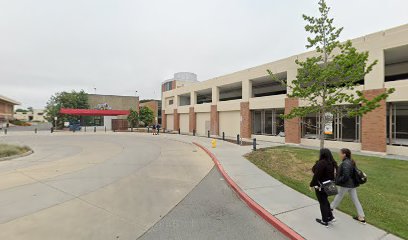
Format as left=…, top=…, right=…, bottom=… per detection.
left=44, top=90, right=89, bottom=128
left=139, top=106, right=155, bottom=126
left=268, top=0, right=394, bottom=148
left=127, top=108, right=139, bottom=132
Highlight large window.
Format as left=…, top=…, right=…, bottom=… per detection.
left=388, top=102, right=408, bottom=146
left=252, top=109, right=285, bottom=136
left=163, top=82, right=173, bottom=92
left=301, top=109, right=360, bottom=142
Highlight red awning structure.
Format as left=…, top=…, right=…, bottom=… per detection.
left=60, top=108, right=130, bottom=116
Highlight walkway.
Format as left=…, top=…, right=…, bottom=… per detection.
left=163, top=134, right=402, bottom=240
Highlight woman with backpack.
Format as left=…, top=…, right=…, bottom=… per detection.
left=331, top=148, right=366, bottom=224
left=310, top=148, right=338, bottom=226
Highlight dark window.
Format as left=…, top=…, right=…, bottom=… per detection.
left=388, top=102, right=408, bottom=146
left=252, top=109, right=285, bottom=136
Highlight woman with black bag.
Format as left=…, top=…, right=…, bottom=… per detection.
left=331, top=148, right=366, bottom=224
left=310, top=148, right=338, bottom=226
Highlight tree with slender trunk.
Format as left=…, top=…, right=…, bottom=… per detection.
left=127, top=108, right=139, bottom=132
left=269, top=0, right=394, bottom=148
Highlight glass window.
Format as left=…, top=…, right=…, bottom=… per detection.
left=302, top=108, right=360, bottom=142
left=253, top=111, right=262, bottom=135
left=388, top=102, right=408, bottom=146
left=341, top=115, right=359, bottom=142
left=265, top=111, right=273, bottom=135
left=275, top=109, right=285, bottom=136
left=252, top=109, right=285, bottom=136
left=303, top=113, right=319, bottom=139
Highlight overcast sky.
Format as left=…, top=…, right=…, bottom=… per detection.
left=1, top=0, right=407, bottom=108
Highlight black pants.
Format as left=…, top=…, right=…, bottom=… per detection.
left=315, top=189, right=333, bottom=222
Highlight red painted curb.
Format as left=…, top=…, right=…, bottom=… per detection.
left=193, top=142, right=305, bottom=240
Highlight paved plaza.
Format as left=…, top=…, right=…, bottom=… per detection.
left=0, top=132, right=283, bottom=240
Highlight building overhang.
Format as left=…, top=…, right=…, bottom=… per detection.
left=0, top=95, right=21, bottom=105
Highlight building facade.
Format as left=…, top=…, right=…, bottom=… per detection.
left=14, top=109, right=46, bottom=122
left=84, top=94, right=139, bottom=128
left=0, top=95, right=20, bottom=127
left=162, top=24, right=408, bottom=156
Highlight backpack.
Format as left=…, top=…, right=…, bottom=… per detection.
left=353, top=166, right=367, bottom=185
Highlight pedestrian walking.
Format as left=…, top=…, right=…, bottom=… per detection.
left=152, top=124, right=156, bottom=135
left=310, top=148, right=338, bottom=226
left=156, top=124, right=160, bottom=135
left=331, top=148, right=366, bottom=224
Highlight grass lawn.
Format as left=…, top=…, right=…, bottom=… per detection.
left=0, top=144, right=31, bottom=158
left=245, top=146, right=408, bottom=239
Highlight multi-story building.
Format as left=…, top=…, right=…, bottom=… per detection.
left=0, top=95, right=20, bottom=127
left=162, top=24, right=408, bottom=156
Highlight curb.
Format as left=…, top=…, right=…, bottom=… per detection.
left=193, top=142, right=305, bottom=240
left=0, top=150, right=33, bottom=162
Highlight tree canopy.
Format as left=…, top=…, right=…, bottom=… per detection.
left=127, top=108, right=139, bottom=130
left=44, top=90, right=89, bottom=128
left=139, top=106, right=155, bottom=126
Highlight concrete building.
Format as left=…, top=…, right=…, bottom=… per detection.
left=162, top=24, right=408, bottom=156
left=14, top=109, right=46, bottom=122
left=0, top=95, right=20, bottom=127
left=83, top=94, right=139, bottom=129
left=87, top=94, right=139, bottom=111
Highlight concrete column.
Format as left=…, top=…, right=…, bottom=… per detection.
left=242, top=79, right=252, bottom=101
left=361, top=88, right=387, bottom=153
left=162, top=110, right=166, bottom=129
left=190, top=91, right=197, bottom=105
left=212, top=86, right=219, bottom=104
left=284, top=98, right=301, bottom=144
left=286, top=62, right=298, bottom=95
left=173, top=109, right=180, bottom=131
left=365, top=49, right=385, bottom=90
left=189, top=107, right=196, bottom=133
left=240, top=102, right=251, bottom=139
left=210, top=105, right=219, bottom=135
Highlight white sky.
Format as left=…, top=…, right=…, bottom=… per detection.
left=0, top=0, right=407, bottom=108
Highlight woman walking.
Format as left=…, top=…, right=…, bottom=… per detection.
left=310, top=148, right=338, bottom=226
left=331, top=148, right=366, bottom=224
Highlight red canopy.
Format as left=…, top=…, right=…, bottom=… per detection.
left=60, top=108, right=130, bottom=116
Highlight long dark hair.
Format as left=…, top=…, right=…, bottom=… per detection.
left=340, top=148, right=356, bottom=166
left=319, top=148, right=338, bottom=169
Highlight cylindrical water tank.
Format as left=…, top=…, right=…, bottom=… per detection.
left=173, top=72, right=198, bottom=82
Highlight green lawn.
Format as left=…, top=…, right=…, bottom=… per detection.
left=245, top=146, right=408, bottom=239
left=0, top=144, right=31, bottom=158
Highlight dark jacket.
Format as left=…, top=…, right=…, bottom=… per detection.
left=335, top=158, right=358, bottom=188
left=310, top=159, right=336, bottom=187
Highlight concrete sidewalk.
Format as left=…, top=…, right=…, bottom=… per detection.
left=163, top=134, right=402, bottom=240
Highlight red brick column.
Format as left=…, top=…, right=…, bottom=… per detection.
left=361, top=88, right=387, bottom=153
left=173, top=109, right=180, bottom=131
left=285, top=98, right=301, bottom=144
left=189, top=107, right=196, bottom=133
left=210, top=105, right=219, bottom=135
left=162, top=110, right=166, bottom=129
left=240, top=102, right=251, bottom=139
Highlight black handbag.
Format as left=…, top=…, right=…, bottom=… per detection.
left=354, top=167, right=368, bottom=185
left=320, top=180, right=338, bottom=196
